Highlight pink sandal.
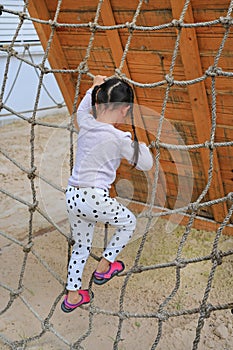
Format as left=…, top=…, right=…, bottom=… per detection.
left=61, top=289, right=94, bottom=313
left=93, top=260, right=125, bottom=285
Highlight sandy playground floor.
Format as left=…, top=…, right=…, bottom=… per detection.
left=0, top=113, right=233, bottom=350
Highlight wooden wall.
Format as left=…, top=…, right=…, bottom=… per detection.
left=28, top=0, right=233, bottom=234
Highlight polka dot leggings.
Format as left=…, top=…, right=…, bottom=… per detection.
left=65, top=186, right=136, bottom=291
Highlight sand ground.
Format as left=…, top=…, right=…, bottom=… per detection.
left=0, top=114, right=232, bottom=350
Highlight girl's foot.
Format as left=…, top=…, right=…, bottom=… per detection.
left=95, top=257, right=110, bottom=275
left=61, top=289, right=93, bottom=313
left=66, top=290, right=82, bottom=305
left=93, top=260, right=125, bottom=285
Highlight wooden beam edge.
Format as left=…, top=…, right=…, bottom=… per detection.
left=100, top=0, right=149, bottom=135
left=101, top=0, right=155, bottom=197
left=28, top=0, right=76, bottom=114
left=170, top=0, right=228, bottom=223
left=127, top=201, right=233, bottom=236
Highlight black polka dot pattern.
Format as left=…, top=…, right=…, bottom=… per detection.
left=65, top=186, right=136, bottom=291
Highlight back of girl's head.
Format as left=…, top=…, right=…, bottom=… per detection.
left=91, top=77, right=134, bottom=111
left=91, top=77, right=139, bottom=167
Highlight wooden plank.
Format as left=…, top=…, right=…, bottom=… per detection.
left=126, top=50, right=183, bottom=68
left=221, top=170, right=233, bottom=181
left=223, top=181, right=233, bottom=196
left=197, top=34, right=233, bottom=52
left=191, top=0, right=231, bottom=10
left=170, top=0, right=228, bottom=224
left=58, top=32, right=109, bottom=49
left=201, top=55, right=233, bottom=72
left=205, top=79, right=233, bottom=93
left=113, top=7, right=173, bottom=27
left=58, top=31, right=179, bottom=54
left=110, top=0, right=172, bottom=11
left=51, top=12, right=104, bottom=25
left=192, top=6, right=232, bottom=21
left=128, top=201, right=233, bottom=236
left=100, top=0, right=154, bottom=196
left=28, top=0, right=76, bottom=114
left=100, top=0, right=130, bottom=76
left=47, top=0, right=102, bottom=12
left=119, top=32, right=177, bottom=51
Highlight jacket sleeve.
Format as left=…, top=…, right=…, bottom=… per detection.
left=136, top=142, right=154, bottom=171
left=120, top=133, right=153, bottom=171
left=77, top=88, right=93, bottom=127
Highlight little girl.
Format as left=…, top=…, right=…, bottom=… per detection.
left=61, top=75, right=153, bottom=312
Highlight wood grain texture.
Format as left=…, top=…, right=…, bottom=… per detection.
left=28, top=0, right=233, bottom=233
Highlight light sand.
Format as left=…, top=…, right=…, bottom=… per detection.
left=0, top=114, right=232, bottom=349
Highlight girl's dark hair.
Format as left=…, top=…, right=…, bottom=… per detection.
left=91, top=77, right=139, bottom=167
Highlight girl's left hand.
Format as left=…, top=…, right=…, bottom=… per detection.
left=91, top=75, right=107, bottom=88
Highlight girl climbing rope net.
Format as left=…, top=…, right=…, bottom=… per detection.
left=61, top=75, right=153, bottom=312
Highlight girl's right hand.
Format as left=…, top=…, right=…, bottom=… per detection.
left=91, top=75, right=107, bottom=88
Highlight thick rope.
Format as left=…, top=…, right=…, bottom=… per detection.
left=0, top=0, right=233, bottom=349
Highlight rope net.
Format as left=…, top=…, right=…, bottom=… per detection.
left=0, top=1, right=233, bottom=349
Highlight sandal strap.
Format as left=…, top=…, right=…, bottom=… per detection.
left=64, top=289, right=90, bottom=309
left=79, top=289, right=90, bottom=302
left=94, top=261, right=124, bottom=279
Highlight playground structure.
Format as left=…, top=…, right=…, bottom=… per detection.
left=0, top=1, right=233, bottom=349
left=26, top=0, right=233, bottom=234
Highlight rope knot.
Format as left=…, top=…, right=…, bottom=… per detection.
left=227, top=192, right=233, bottom=202
left=42, top=318, right=52, bottom=331
left=7, top=46, right=17, bottom=56
left=38, top=64, right=49, bottom=74
left=27, top=117, right=36, bottom=125
left=204, top=141, right=215, bottom=151
left=126, top=21, right=135, bottom=32
left=28, top=201, right=38, bottom=213
left=19, top=11, right=27, bottom=20
left=215, top=67, right=223, bottom=75
left=165, top=74, right=174, bottom=86
left=68, top=237, right=75, bottom=246
left=115, top=69, right=125, bottom=79
left=171, top=19, right=183, bottom=28
left=175, top=259, right=187, bottom=269
left=23, top=242, right=33, bottom=253
left=134, top=265, right=143, bottom=273
left=27, top=167, right=37, bottom=180
left=188, top=202, right=199, bottom=212
left=205, top=66, right=220, bottom=77
left=219, top=16, right=233, bottom=28
left=48, top=19, right=57, bottom=28
left=211, top=251, right=223, bottom=265
left=43, top=66, right=50, bottom=74
left=78, top=62, right=88, bottom=74
left=89, top=22, right=97, bottom=32
left=150, top=139, right=160, bottom=150
left=10, top=288, right=23, bottom=299
left=24, top=43, right=30, bottom=50
left=120, top=311, right=130, bottom=320
left=200, top=303, right=212, bottom=319
left=157, top=311, right=169, bottom=321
